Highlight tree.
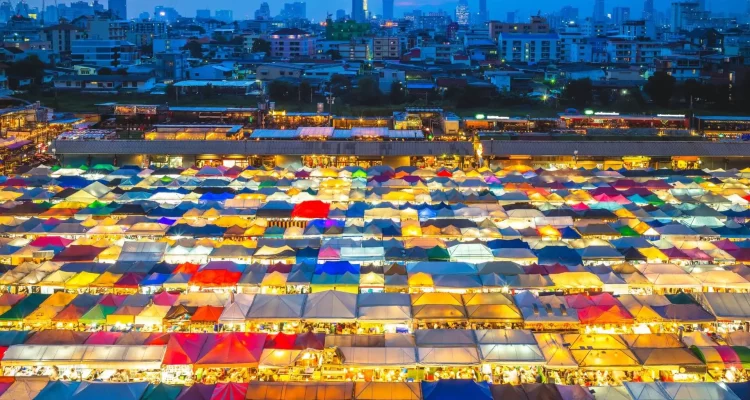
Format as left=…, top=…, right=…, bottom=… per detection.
left=181, top=41, right=203, bottom=59
left=325, top=49, right=342, bottom=60
left=98, top=67, right=113, bottom=75
left=389, top=81, right=406, bottom=104
left=644, top=71, right=676, bottom=108
left=251, top=38, right=272, bottom=55
left=561, top=78, right=593, bottom=108
left=354, top=77, right=381, bottom=106
left=140, top=43, right=153, bottom=57
left=298, top=81, right=313, bottom=102
left=268, top=80, right=294, bottom=101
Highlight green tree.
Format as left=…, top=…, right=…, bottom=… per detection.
left=251, top=38, right=272, bottom=55
left=268, top=80, right=294, bottom=101
left=561, top=78, right=593, bottom=108
left=6, top=55, right=46, bottom=84
left=181, top=41, right=204, bottom=58
left=298, top=81, right=313, bottom=102
left=645, top=71, right=676, bottom=108
left=354, top=77, right=381, bottom=106
left=389, top=81, right=406, bottom=104
left=325, top=49, right=342, bottom=60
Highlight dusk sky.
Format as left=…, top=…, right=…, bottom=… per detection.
left=36, top=0, right=748, bottom=21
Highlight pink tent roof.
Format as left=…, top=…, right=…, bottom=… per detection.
left=210, top=382, right=248, bottom=400
left=85, top=331, right=122, bottom=345
left=317, top=246, right=341, bottom=260
left=712, top=239, right=739, bottom=251
left=29, top=236, right=73, bottom=247
left=571, top=202, right=590, bottom=211
left=98, top=294, right=127, bottom=307
left=590, top=293, right=620, bottom=307
left=565, top=294, right=594, bottom=309
left=681, top=248, right=713, bottom=261
left=153, top=291, right=180, bottom=306
left=0, top=293, right=24, bottom=307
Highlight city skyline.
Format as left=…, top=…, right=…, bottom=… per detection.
left=23, top=0, right=749, bottom=21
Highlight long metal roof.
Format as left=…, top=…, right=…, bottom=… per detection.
left=51, top=140, right=750, bottom=158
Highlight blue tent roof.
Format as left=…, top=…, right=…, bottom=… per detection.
left=35, top=381, right=82, bottom=400
left=534, top=246, right=583, bottom=266
left=421, top=380, right=492, bottom=400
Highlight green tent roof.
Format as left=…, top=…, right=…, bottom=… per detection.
left=616, top=226, right=640, bottom=237
left=426, top=246, right=450, bottom=261
left=0, top=293, right=50, bottom=321
left=732, top=346, right=750, bottom=369
left=142, top=383, right=183, bottom=400
left=78, top=304, right=117, bottom=324
left=352, top=169, right=367, bottom=178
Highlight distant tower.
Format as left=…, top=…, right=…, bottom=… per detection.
left=643, top=0, right=655, bottom=37
left=478, top=0, right=487, bottom=23
left=383, top=0, right=393, bottom=20
left=592, top=0, right=605, bottom=22
left=455, top=0, right=469, bottom=25
left=352, top=0, right=367, bottom=22
left=108, top=0, right=126, bottom=19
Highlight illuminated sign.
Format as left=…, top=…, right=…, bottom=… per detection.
left=594, top=112, right=620, bottom=116
left=486, top=116, right=510, bottom=120
left=475, top=114, right=486, bottom=120
left=657, top=114, right=686, bottom=118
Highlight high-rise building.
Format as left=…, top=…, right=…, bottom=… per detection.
left=281, top=2, right=306, bottom=19
left=215, top=9, right=233, bottom=23
left=138, top=11, right=149, bottom=20
left=592, top=0, right=605, bottom=22
left=643, top=0, right=655, bottom=38
left=612, top=7, right=630, bottom=25
left=108, top=0, right=126, bottom=19
left=352, top=0, right=367, bottom=22
left=335, top=9, right=346, bottom=20
left=383, top=0, right=393, bottom=20
left=455, top=0, right=469, bottom=25
left=560, top=6, right=579, bottom=23
left=478, top=0, right=487, bottom=23
left=196, top=9, right=210, bottom=20
left=255, top=2, right=271, bottom=20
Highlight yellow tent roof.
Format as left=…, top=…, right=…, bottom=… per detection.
left=64, top=271, right=101, bottom=288
left=90, top=271, right=123, bottom=287
left=638, top=247, right=669, bottom=262
left=408, top=272, right=434, bottom=287
left=261, top=271, right=288, bottom=287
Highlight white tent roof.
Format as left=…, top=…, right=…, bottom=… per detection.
left=303, top=290, right=357, bottom=321
left=246, top=294, right=305, bottom=321
left=2, top=345, right=166, bottom=369
left=118, top=241, right=167, bottom=262
left=417, top=347, right=480, bottom=366
left=339, top=347, right=417, bottom=367
left=356, top=293, right=412, bottom=322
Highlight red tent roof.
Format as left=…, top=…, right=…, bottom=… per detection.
left=98, top=294, right=127, bottom=307
left=291, top=200, right=330, bottom=219
left=264, top=333, right=297, bottom=350
left=578, top=305, right=633, bottom=325
left=195, top=332, right=267, bottom=367
left=85, top=331, right=122, bottom=345
left=163, top=333, right=209, bottom=365
left=190, top=270, right=242, bottom=287
left=0, top=293, right=24, bottom=307
left=145, top=332, right=172, bottom=346
left=51, top=245, right=105, bottom=262
left=190, top=306, right=224, bottom=322
left=114, top=273, right=145, bottom=288
left=53, top=305, right=89, bottom=322
left=174, top=262, right=201, bottom=274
